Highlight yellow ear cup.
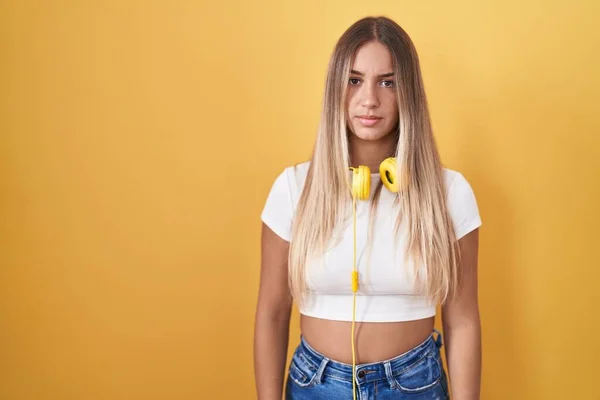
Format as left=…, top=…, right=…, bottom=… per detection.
left=350, top=165, right=371, bottom=200
left=379, top=157, right=400, bottom=193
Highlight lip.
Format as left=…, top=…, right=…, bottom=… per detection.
left=356, top=115, right=382, bottom=127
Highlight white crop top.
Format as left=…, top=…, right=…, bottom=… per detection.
left=260, top=161, right=482, bottom=322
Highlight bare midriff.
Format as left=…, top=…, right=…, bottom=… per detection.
left=300, top=314, right=435, bottom=364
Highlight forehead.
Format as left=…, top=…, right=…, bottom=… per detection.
left=351, top=41, right=393, bottom=73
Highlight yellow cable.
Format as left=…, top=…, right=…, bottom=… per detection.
left=351, top=194, right=358, bottom=400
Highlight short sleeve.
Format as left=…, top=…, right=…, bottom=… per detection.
left=447, top=172, right=482, bottom=240
left=261, top=168, right=294, bottom=242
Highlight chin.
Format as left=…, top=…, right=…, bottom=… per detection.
left=349, top=127, right=393, bottom=141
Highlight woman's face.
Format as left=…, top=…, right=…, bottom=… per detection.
left=345, top=41, right=399, bottom=141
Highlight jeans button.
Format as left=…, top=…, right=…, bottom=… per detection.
left=357, top=370, right=365, bottom=378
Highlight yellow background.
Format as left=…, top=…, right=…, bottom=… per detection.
left=1, top=1, right=599, bottom=399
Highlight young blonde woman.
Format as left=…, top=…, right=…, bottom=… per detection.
left=254, top=16, right=482, bottom=400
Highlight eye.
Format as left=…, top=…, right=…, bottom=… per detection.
left=349, top=78, right=361, bottom=85
left=380, top=80, right=395, bottom=88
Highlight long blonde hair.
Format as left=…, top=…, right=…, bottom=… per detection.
left=289, top=16, right=461, bottom=307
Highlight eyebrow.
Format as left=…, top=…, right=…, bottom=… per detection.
left=350, top=69, right=395, bottom=78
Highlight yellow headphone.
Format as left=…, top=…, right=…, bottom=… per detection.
left=348, top=156, right=400, bottom=400
left=350, top=156, right=400, bottom=200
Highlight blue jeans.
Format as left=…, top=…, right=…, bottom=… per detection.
left=285, top=329, right=450, bottom=399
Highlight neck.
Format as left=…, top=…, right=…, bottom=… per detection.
left=348, top=133, right=398, bottom=172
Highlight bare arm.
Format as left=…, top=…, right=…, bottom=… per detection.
left=441, top=228, right=482, bottom=400
left=254, top=223, right=293, bottom=400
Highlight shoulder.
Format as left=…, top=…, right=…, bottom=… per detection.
left=441, top=167, right=482, bottom=240
left=442, top=167, right=474, bottom=196
left=272, top=160, right=311, bottom=195
left=442, top=167, right=464, bottom=186
left=280, top=160, right=310, bottom=180
left=287, top=160, right=310, bottom=187
left=261, top=160, right=311, bottom=242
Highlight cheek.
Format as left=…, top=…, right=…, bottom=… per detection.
left=346, top=90, right=358, bottom=108
left=345, top=92, right=359, bottom=120
left=383, top=95, right=398, bottom=118
left=385, top=92, right=398, bottom=111
left=390, top=102, right=399, bottom=120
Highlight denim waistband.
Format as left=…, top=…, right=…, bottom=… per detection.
left=296, top=329, right=443, bottom=384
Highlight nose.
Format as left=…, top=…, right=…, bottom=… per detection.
left=360, top=82, right=379, bottom=108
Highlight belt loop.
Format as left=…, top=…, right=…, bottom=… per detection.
left=383, top=361, right=398, bottom=389
left=433, top=328, right=443, bottom=349
left=314, top=356, right=329, bottom=384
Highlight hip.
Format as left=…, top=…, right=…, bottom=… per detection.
left=285, top=329, right=449, bottom=400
